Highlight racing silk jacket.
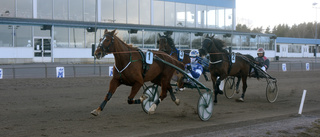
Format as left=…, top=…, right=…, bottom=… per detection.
left=185, top=62, right=203, bottom=81
left=255, top=56, right=270, bottom=70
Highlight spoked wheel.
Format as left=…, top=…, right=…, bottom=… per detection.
left=224, top=77, right=236, bottom=99
left=141, top=85, right=159, bottom=114
left=266, top=80, right=278, bottom=103
left=197, top=92, right=214, bottom=121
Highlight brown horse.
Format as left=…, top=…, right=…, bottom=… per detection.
left=157, top=34, right=190, bottom=89
left=91, top=29, right=185, bottom=116
left=199, top=35, right=259, bottom=103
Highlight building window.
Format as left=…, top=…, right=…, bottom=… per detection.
left=54, top=0, right=68, bottom=20
left=140, top=0, right=150, bottom=25
left=17, top=0, right=32, bottom=18
left=144, top=31, right=156, bottom=49
left=54, top=27, right=69, bottom=48
left=174, top=32, right=190, bottom=49
left=225, top=8, right=233, bottom=30
left=217, top=7, right=225, bottom=29
left=153, top=0, right=164, bottom=26
left=288, top=44, right=301, bottom=53
left=196, top=5, right=206, bottom=28
left=186, top=4, right=195, bottom=28
left=101, top=0, right=114, bottom=23
left=37, top=0, right=53, bottom=19
left=70, top=28, right=85, bottom=48
left=0, top=25, right=13, bottom=47
left=15, top=26, right=32, bottom=47
left=114, top=0, right=126, bottom=23
left=176, top=3, right=185, bottom=27
left=165, top=2, right=175, bottom=26
left=70, top=0, right=83, bottom=21
left=84, top=0, right=96, bottom=22
left=127, top=0, right=139, bottom=24
left=207, top=6, right=216, bottom=29
left=0, top=1, right=14, bottom=17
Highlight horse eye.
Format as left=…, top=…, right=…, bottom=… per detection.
left=106, top=40, right=110, bottom=42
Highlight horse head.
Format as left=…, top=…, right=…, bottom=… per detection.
left=199, top=35, right=214, bottom=56
left=94, top=29, right=117, bottom=59
left=158, top=34, right=175, bottom=54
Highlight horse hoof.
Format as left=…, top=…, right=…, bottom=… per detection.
left=174, top=99, right=180, bottom=106
left=91, top=109, right=101, bottom=116
left=235, top=89, right=240, bottom=94
left=148, top=104, right=157, bottom=115
left=236, top=98, right=244, bottom=102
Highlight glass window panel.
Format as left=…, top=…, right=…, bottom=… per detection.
left=191, top=34, right=202, bottom=49
left=143, top=31, right=156, bottom=49
left=176, top=3, right=185, bottom=27
left=101, top=0, right=114, bottom=22
left=186, top=4, right=195, bottom=28
left=37, top=0, right=53, bottom=19
left=225, top=8, right=233, bottom=30
left=70, top=0, right=83, bottom=21
left=84, top=0, right=96, bottom=22
left=34, top=26, right=51, bottom=37
left=54, top=0, right=68, bottom=20
left=127, top=0, right=139, bottom=24
left=174, top=32, right=190, bottom=49
left=130, top=31, right=142, bottom=48
left=0, top=1, right=15, bottom=17
left=17, top=0, right=32, bottom=18
left=140, top=0, right=150, bottom=25
left=165, top=2, right=175, bottom=26
left=0, top=25, right=13, bottom=47
left=231, top=35, right=240, bottom=49
left=153, top=0, right=164, bottom=26
left=217, top=8, right=225, bottom=29
left=15, top=26, right=32, bottom=47
left=70, top=28, right=85, bottom=48
left=196, top=5, right=206, bottom=28
left=114, top=0, right=126, bottom=23
left=86, top=31, right=95, bottom=48
left=115, top=29, right=129, bottom=44
left=207, top=6, right=216, bottom=28
left=54, top=27, right=69, bottom=48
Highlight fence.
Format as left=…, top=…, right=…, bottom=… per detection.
left=0, top=62, right=319, bottom=79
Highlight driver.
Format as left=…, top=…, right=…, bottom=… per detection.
left=185, top=50, right=203, bottom=83
left=255, top=48, right=269, bottom=71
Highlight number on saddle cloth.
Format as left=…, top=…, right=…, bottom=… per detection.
left=146, top=51, right=153, bottom=64
left=179, top=50, right=184, bottom=60
left=231, top=52, right=236, bottom=63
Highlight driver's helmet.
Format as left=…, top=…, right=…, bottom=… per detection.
left=189, top=50, right=199, bottom=63
left=257, top=48, right=265, bottom=56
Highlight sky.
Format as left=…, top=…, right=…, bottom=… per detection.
left=236, top=0, right=318, bottom=29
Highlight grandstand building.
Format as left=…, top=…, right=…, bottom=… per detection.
left=0, top=0, right=278, bottom=64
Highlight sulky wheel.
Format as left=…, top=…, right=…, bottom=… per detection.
left=266, top=80, right=278, bottom=103
left=141, top=85, right=159, bottom=114
left=224, top=77, right=236, bottom=99
left=197, top=92, right=214, bottom=121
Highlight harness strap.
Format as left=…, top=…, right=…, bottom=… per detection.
left=209, top=60, right=222, bottom=64
left=137, top=49, right=149, bottom=78
left=227, top=54, right=232, bottom=75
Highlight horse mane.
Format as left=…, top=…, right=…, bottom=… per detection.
left=166, top=36, right=175, bottom=48
left=113, top=33, right=139, bottom=50
left=212, top=38, right=228, bottom=54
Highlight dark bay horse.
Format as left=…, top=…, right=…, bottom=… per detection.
left=199, top=36, right=259, bottom=103
left=158, top=34, right=190, bottom=88
left=91, top=29, right=185, bottom=115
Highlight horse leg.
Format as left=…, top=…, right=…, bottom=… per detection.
left=149, top=79, right=179, bottom=114
left=215, top=77, right=223, bottom=95
left=235, top=76, right=241, bottom=94
left=211, top=76, right=218, bottom=103
left=236, top=76, right=248, bottom=102
left=127, top=83, right=144, bottom=104
left=91, top=78, right=120, bottom=116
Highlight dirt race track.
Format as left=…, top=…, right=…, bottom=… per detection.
left=1, top=71, right=320, bottom=137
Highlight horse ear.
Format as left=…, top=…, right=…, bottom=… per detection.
left=104, top=29, right=108, bottom=34
left=111, top=29, right=117, bottom=36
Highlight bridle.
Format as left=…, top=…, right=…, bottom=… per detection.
left=98, top=33, right=114, bottom=53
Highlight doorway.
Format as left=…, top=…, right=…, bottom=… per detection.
left=33, top=37, right=52, bottom=62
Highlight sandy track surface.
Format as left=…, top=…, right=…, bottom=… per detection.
left=1, top=71, right=320, bottom=137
